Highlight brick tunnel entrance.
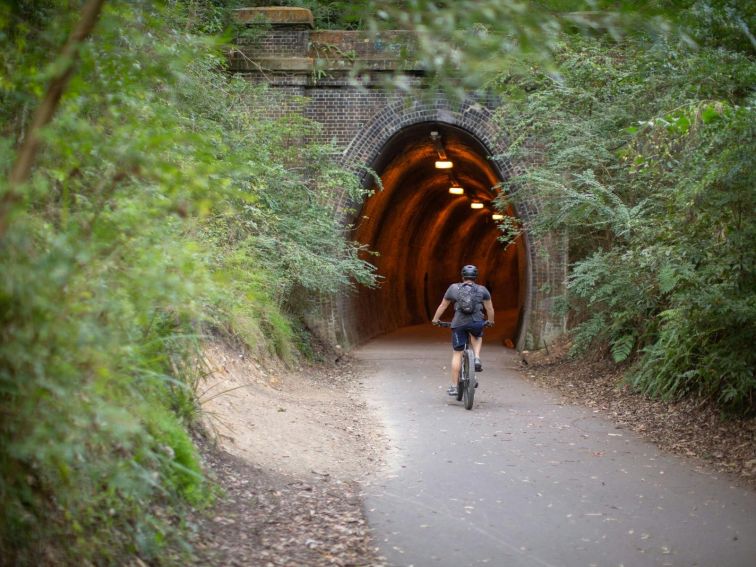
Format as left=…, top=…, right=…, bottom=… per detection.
left=229, top=7, right=566, bottom=350
left=344, top=123, right=527, bottom=347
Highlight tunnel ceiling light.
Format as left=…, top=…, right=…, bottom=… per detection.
left=492, top=213, right=504, bottom=220
left=449, top=185, right=464, bottom=195
left=470, top=201, right=484, bottom=209
left=430, top=131, right=452, bottom=169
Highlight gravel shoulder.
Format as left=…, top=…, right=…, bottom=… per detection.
left=188, top=339, right=389, bottom=566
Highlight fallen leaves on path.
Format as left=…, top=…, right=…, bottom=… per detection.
left=187, top=342, right=386, bottom=566
left=188, top=442, right=382, bottom=566
left=521, top=339, right=756, bottom=489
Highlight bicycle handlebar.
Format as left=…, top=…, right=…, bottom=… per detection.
left=433, top=321, right=494, bottom=328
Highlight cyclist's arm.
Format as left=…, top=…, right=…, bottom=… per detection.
left=483, top=299, right=495, bottom=325
left=432, top=298, right=451, bottom=323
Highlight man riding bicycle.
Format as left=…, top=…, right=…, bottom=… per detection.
left=432, top=265, right=495, bottom=397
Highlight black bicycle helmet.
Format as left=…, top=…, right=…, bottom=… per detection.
left=461, top=264, right=479, bottom=279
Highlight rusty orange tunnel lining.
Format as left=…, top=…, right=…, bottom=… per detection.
left=347, top=123, right=524, bottom=345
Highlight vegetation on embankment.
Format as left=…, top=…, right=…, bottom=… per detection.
left=492, top=6, right=755, bottom=413
left=0, top=1, right=373, bottom=563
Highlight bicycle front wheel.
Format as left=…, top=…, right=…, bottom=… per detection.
left=463, top=349, right=476, bottom=410
left=456, top=357, right=465, bottom=401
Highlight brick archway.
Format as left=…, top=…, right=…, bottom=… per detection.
left=342, top=98, right=511, bottom=187
left=335, top=97, right=564, bottom=350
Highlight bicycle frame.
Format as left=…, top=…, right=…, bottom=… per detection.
left=437, top=322, right=477, bottom=410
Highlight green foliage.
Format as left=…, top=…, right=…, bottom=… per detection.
left=625, top=99, right=755, bottom=410
left=611, top=333, right=636, bottom=363
left=0, top=0, right=375, bottom=563
left=496, top=26, right=755, bottom=412
left=361, top=0, right=690, bottom=98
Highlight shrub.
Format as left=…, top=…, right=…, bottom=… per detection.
left=496, top=30, right=755, bottom=413
left=0, top=1, right=375, bottom=562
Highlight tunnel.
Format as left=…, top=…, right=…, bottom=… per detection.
left=343, top=122, right=528, bottom=347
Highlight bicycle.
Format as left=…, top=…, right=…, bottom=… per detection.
left=435, top=321, right=493, bottom=410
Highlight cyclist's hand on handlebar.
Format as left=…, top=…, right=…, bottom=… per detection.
left=484, top=321, right=495, bottom=328
left=432, top=319, right=440, bottom=326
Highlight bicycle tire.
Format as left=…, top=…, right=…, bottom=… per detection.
left=456, top=354, right=465, bottom=401
left=463, top=349, right=475, bottom=410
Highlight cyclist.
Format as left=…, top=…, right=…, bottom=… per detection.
left=432, top=265, right=495, bottom=397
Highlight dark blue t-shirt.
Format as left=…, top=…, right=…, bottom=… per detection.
left=444, top=282, right=491, bottom=328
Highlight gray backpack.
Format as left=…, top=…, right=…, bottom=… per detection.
left=456, top=283, right=479, bottom=315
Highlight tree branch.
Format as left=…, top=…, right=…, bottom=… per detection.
left=0, top=0, right=106, bottom=239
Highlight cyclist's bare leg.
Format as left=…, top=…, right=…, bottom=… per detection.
left=450, top=351, right=463, bottom=386
left=470, top=335, right=483, bottom=358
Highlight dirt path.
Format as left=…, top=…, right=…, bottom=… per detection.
left=188, top=340, right=388, bottom=566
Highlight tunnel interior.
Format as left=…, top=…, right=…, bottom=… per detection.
left=348, top=122, right=527, bottom=346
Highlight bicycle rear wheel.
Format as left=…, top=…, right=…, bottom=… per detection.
left=463, top=349, right=476, bottom=410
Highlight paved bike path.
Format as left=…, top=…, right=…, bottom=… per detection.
left=355, top=324, right=756, bottom=567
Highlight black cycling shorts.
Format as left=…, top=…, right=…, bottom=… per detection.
left=451, top=321, right=485, bottom=351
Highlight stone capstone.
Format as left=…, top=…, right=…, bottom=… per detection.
left=233, top=7, right=314, bottom=29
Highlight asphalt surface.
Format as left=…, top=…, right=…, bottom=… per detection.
left=355, top=323, right=756, bottom=567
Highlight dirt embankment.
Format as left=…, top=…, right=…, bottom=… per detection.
left=520, top=338, right=756, bottom=489
left=188, top=340, right=389, bottom=566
